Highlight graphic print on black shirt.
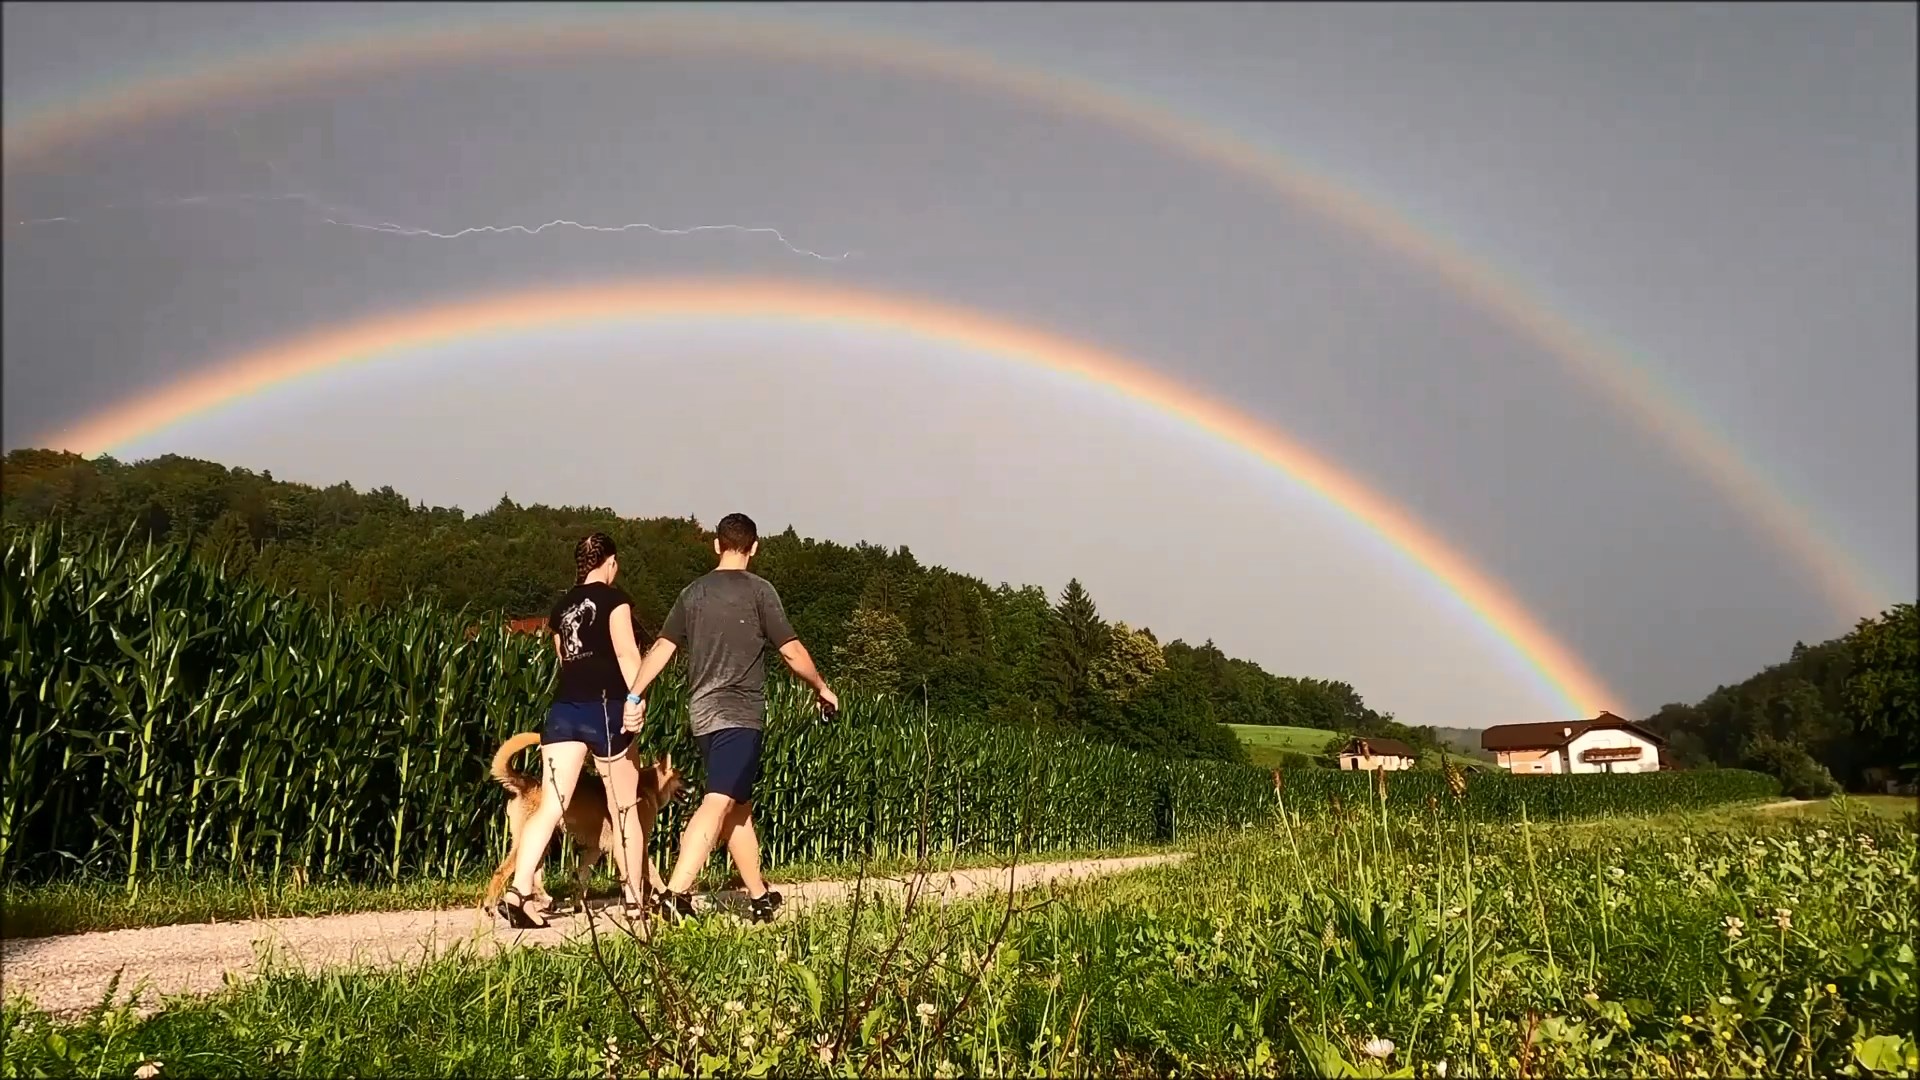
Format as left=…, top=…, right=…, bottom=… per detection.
left=547, top=582, right=633, bottom=704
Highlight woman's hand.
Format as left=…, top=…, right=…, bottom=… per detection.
left=622, top=697, right=645, bottom=733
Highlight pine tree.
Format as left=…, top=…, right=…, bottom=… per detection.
left=1042, top=579, right=1110, bottom=725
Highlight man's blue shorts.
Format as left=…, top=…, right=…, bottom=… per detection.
left=542, top=699, right=633, bottom=760
left=696, top=727, right=764, bottom=803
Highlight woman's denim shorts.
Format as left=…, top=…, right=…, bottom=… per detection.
left=542, top=699, right=633, bottom=759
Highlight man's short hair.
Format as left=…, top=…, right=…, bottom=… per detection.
left=716, top=513, right=759, bottom=553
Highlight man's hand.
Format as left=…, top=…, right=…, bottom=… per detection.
left=815, top=684, right=839, bottom=715
left=622, top=697, right=645, bottom=733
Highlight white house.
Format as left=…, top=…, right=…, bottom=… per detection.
left=1481, top=713, right=1664, bottom=774
left=1337, top=736, right=1416, bottom=771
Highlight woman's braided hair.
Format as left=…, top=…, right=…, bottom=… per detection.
left=574, top=532, right=617, bottom=584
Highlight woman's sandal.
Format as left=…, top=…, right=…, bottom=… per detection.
left=497, top=885, right=550, bottom=929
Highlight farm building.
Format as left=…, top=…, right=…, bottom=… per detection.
left=1481, top=712, right=1664, bottom=774
left=1336, top=737, right=1416, bottom=771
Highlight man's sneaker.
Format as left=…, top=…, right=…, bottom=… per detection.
left=746, top=889, right=784, bottom=924
left=654, top=889, right=698, bottom=923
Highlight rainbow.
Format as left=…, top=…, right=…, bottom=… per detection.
left=46, top=277, right=1622, bottom=716
left=0, top=7, right=1887, bottom=619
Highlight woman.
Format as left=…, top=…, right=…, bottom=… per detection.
left=497, top=532, right=652, bottom=928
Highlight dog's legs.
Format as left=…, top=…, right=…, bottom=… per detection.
left=482, top=851, right=517, bottom=911
left=573, top=847, right=602, bottom=912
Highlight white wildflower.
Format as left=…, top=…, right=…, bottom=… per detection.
left=1435, top=1061, right=1448, bottom=1078
left=1718, top=995, right=1736, bottom=1006
left=1774, top=907, right=1792, bottom=931
left=1724, top=916, right=1744, bottom=940
left=1608, top=866, right=1625, bottom=880
left=740, top=1032, right=757, bottom=1049
left=134, top=1064, right=163, bottom=1080
left=917, top=1001, right=939, bottom=1024
left=1362, top=1038, right=1396, bottom=1060
left=687, top=1024, right=706, bottom=1040
left=724, top=999, right=745, bottom=1015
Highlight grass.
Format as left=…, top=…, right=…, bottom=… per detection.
left=0, top=841, right=1177, bottom=940
left=4, top=798, right=1913, bottom=1078
left=1753, top=793, right=1917, bottom=821
left=1227, top=724, right=1342, bottom=768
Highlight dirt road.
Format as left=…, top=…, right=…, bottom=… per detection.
left=2, top=853, right=1183, bottom=1019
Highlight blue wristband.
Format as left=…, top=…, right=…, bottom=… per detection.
left=626, top=692, right=643, bottom=705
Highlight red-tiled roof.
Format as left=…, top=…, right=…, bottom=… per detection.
left=1481, top=712, right=1664, bottom=752
left=1339, top=737, right=1415, bottom=759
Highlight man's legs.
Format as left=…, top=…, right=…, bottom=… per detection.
left=723, top=802, right=768, bottom=898
left=665, top=792, right=735, bottom=895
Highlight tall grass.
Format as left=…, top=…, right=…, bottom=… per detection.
left=2, top=524, right=1777, bottom=887
left=5, top=808, right=1912, bottom=1078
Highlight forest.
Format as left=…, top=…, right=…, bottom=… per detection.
left=1, top=450, right=1425, bottom=763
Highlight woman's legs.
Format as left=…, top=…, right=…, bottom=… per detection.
left=594, top=750, right=649, bottom=906
left=509, top=740, right=590, bottom=903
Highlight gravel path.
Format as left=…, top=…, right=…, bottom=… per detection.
left=2, top=854, right=1183, bottom=1020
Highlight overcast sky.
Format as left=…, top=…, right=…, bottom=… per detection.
left=4, top=2, right=1914, bottom=728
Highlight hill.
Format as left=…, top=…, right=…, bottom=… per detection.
left=1430, top=725, right=1497, bottom=762
left=1226, top=724, right=1340, bottom=769
left=1, top=449, right=1407, bottom=764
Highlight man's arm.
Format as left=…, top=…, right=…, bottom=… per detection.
left=759, top=581, right=836, bottom=709
left=621, top=594, right=686, bottom=730
left=777, top=639, right=833, bottom=698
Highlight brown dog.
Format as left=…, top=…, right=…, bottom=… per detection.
left=482, top=732, right=685, bottom=914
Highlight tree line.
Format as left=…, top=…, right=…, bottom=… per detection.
left=3, top=450, right=1420, bottom=763
left=1641, top=602, right=1916, bottom=797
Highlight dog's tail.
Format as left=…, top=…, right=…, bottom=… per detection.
left=490, top=731, right=543, bottom=796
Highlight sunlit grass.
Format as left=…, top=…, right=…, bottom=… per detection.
left=6, top=804, right=1912, bottom=1078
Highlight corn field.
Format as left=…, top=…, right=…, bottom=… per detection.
left=1, top=525, right=1776, bottom=886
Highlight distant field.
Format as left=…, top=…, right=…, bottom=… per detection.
left=1230, top=724, right=1498, bottom=769
left=1227, top=724, right=1341, bottom=767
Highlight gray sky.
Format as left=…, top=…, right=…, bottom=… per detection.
left=4, top=2, right=1914, bottom=727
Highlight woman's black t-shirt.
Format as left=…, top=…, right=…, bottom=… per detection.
left=547, top=582, right=634, bottom=704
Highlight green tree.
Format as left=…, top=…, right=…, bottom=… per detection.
left=1089, top=622, right=1166, bottom=707
left=195, top=510, right=256, bottom=575
left=833, top=606, right=913, bottom=696
left=857, top=570, right=910, bottom=620
left=1847, top=603, right=1919, bottom=778
left=1041, top=579, right=1110, bottom=725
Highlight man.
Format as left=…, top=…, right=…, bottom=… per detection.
left=621, top=512, right=837, bottom=923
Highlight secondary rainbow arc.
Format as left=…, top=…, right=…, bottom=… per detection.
left=0, top=7, right=1885, bottom=619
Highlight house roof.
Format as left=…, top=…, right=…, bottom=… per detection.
left=1339, top=736, right=1415, bottom=759
left=1481, top=712, right=1665, bottom=752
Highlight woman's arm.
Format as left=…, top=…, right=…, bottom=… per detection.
left=608, top=604, right=643, bottom=689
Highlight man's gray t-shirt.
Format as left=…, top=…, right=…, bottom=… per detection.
left=658, top=570, right=797, bottom=736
